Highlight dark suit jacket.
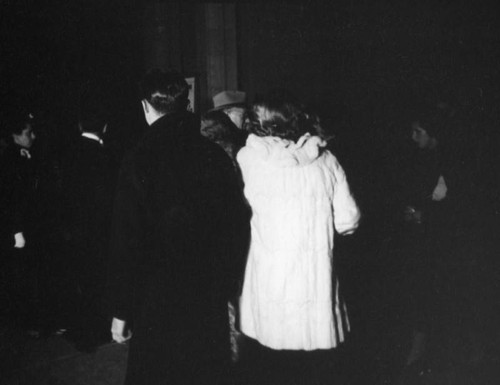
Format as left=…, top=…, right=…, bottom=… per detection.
left=63, top=135, right=115, bottom=249
left=107, top=111, right=248, bottom=385
left=61, top=134, right=116, bottom=298
left=0, top=143, right=40, bottom=249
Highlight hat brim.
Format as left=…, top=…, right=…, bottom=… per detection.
left=209, top=102, right=246, bottom=112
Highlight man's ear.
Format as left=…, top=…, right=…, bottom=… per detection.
left=141, top=100, right=149, bottom=114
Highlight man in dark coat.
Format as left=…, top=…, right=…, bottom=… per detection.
left=108, top=69, right=247, bottom=385
left=396, top=102, right=493, bottom=373
left=0, top=108, right=41, bottom=333
left=62, top=100, right=116, bottom=349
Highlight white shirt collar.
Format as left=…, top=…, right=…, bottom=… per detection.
left=81, top=132, right=103, bottom=145
left=20, top=148, right=32, bottom=159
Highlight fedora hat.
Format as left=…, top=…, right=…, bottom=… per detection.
left=211, top=90, right=246, bottom=111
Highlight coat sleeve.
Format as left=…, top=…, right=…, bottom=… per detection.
left=330, top=155, right=361, bottom=235
left=1, top=159, right=31, bottom=237
left=106, top=153, right=147, bottom=321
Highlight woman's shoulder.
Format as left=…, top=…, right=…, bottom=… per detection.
left=314, top=149, right=348, bottom=183
left=238, top=133, right=330, bottom=166
left=237, top=134, right=269, bottom=164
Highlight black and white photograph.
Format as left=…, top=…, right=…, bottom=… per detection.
left=1, top=1, right=500, bottom=384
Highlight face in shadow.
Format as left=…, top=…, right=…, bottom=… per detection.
left=411, top=122, right=434, bottom=149
left=12, top=123, right=36, bottom=149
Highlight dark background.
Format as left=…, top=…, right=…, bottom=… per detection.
left=1, top=0, right=143, bottom=159
left=1, top=0, right=499, bottom=190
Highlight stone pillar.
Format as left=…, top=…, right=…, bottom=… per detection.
left=200, top=3, right=238, bottom=110
left=142, top=3, right=239, bottom=113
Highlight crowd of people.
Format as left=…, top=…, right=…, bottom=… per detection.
left=0, top=69, right=498, bottom=385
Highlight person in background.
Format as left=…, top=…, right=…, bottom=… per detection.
left=237, top=90, right=360, bottom=384
left=61, top=96, right=116, bottom=351
left=0, top=106, right=42, bottom=337
left=107, top=69, right=247, bottom=385
left=396, top=99, right=491, bottom=379
left=395, top=109, right=446, bottom=374
left=211, top=90, right=248, bottom=130
left=200, top=109, right=251, bottom=364
left=201, top=109, right=245, bottom=167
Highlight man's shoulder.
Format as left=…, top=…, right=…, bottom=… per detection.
left=136, top=112, right=198, bottom=146
left=121, top=116, right=197, bottom=165
left=122, top=112, right=235, bottom=171
left=63, top=136, right=101, bottom=163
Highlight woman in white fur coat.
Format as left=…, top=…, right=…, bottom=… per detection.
left=238, top=91, right=360, bottom=356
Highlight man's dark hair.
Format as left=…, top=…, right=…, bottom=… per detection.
left=410, top=102, right=448, bottom=141
left=78, top=99, right=107, bottom=134
left=140, top=69, right=189, bottom=114
left=76, top=81, right=109, bottom=134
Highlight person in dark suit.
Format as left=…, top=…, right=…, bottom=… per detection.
left=108, top=69, right=247, bottom=385
left=61, top=100, right=116, bottom=349
left=0, top=107, right=42, bottom=335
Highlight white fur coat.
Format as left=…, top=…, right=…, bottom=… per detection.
left=238, top=133, right=360, bottom=350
